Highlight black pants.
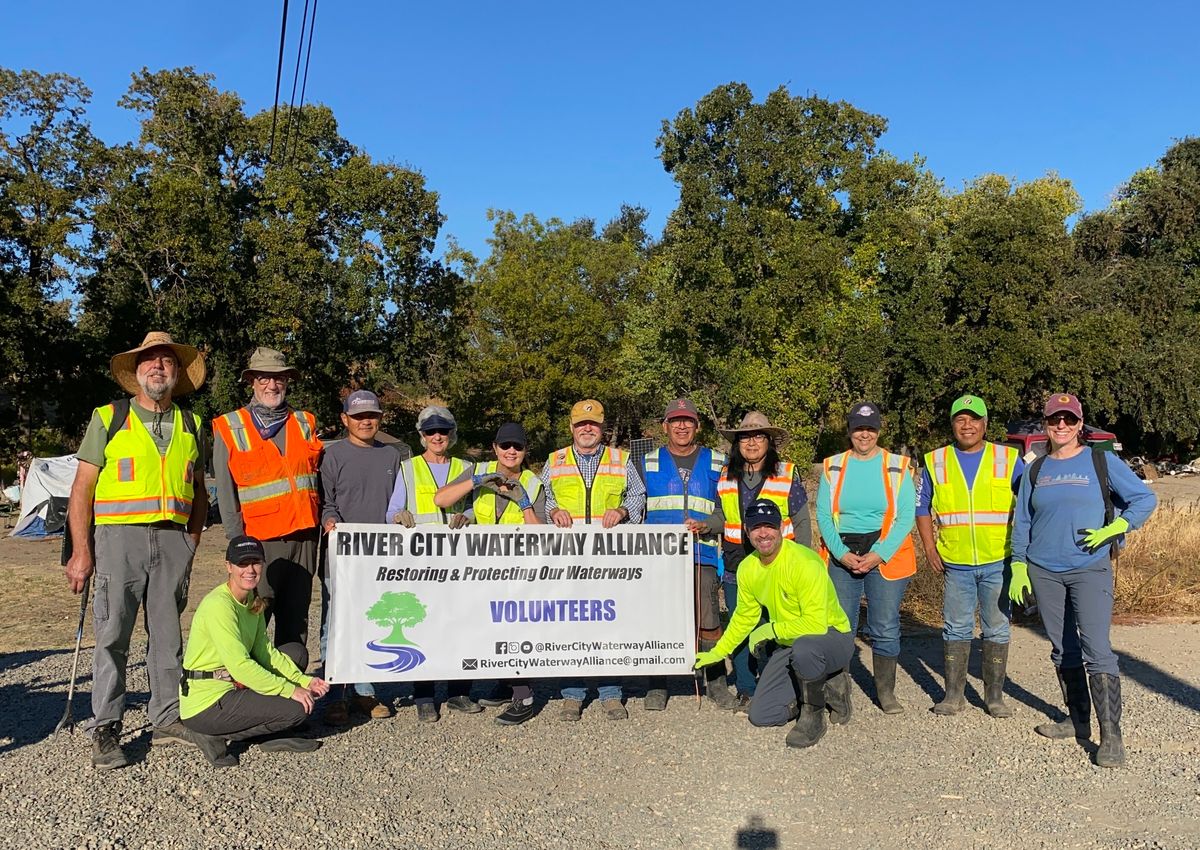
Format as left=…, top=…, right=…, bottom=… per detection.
left=260, top=528, right=319, bottom=649
left=182, top=643, right=308, bottom=741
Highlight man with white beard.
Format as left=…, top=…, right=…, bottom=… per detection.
left=66, top=331, right=209, bottom=769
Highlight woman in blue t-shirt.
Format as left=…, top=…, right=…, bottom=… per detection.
left=1010, top=393, right=1156, bottom=768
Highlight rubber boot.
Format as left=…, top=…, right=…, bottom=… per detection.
left=643, top=688, right=668, bottom=711
left=872, top=654, right=904, bottom=714
left=700, top=638, right=739, bottom=710
left=823, top=669, right=853, bottom=725
left=1089, top=672, right=1126, bottom=768
left=932, top=640, right=971, bottom=716
left=1035, top=666, right=1091, bottom=740
left=981, top=640, right=1014, bottom=718
left=785, top=680, right=827, bottom=749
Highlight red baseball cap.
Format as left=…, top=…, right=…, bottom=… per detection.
left=1043, top=393, right=1083, bottom=419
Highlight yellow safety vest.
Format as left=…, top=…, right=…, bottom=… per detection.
left=471, top=462, right=543, bottom=525
left=401, top=456, right=469, bottom=524
left=93, top=404, right=200, bottom=526
left=923, top=442, right=1018, bottom=565
left=716, top=462, right=796, bottom=545
left=544, top=445, right=627, bottom=522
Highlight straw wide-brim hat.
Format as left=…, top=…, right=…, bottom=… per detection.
left=110, top=331, right=206, bottom=397
left=719, top=411, right=790, bottom=447
left=240, top=347, right=300, bottom=382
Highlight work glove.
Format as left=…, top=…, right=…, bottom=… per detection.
left=748, top=622, right=777, bottom=659
left=506, top=481, right=532, bottom=511
left=693, top=650, right=723, bottom=670
left=1077, top=517, right=1129, bottom=553
left=392, top=509, right=415, bottom=528
left=472, top=471, right=506, bottom=488
left=448, top=513, right=470, bottom=530
left=1008, top=561, right=1033, bottom=605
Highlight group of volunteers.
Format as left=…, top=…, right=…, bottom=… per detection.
left=63, top=331, right=1157, bottom=771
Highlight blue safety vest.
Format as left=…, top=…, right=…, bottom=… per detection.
left=642, top=446, right=725, bottom=567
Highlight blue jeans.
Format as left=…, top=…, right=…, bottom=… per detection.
left=943, top=562, right=1011, bottom=643
left=828, top=562, right=911, bottom=658
left=723, top=576, right=764, bottom=696
left=320, top=569, right=375, bottom=697
left=561, top=680, right=623, bottom=702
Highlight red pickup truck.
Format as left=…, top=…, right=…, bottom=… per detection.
left=1004, top=420, right=1121, bottom=463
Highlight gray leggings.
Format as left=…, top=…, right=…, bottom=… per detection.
left=1029, top=559, right=1119, bottom=676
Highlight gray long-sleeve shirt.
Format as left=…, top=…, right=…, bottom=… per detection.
left=320, top=439, right=401, bottom=525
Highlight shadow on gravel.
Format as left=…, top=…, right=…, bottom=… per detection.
left=1116, top=651, right=1200, bottom=712
left=0, top=648, right=76, bottom=675
left=735, top=815, right=780, bottom=849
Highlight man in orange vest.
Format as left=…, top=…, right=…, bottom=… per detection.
left=213, top=348, right=322, bottom=655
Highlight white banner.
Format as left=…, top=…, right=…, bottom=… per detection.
left=325, top=524, right=696, bottom=682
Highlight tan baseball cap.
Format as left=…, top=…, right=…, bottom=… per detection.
left=570, top=399, right=605, bottom=425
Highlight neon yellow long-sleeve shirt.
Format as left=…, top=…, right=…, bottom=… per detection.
left=712, top=539, right=851, bottom=657
left=179, top=583, right=313, bottom=719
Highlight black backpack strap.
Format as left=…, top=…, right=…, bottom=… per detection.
left=105, top=399, right=131, bottom=443
left=1026, top=453, right=1047, bottom=517
left=178, top=405, right=198, bottom=438
left=1091, top=446, right=1114, bottom=525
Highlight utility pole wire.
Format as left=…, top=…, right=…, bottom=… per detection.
left=280, top=0, right=311, bottom=164
left=288, top=0, right=319, bottom=169
left=267, top=0, right=291, bottom=166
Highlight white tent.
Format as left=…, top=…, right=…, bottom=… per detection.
left=11, top=455, right=77, bottom=538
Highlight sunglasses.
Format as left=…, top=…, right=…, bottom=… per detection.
left=422, top=428, right=451, bottom=436
left=496, top=442, right=525, bottom=451
left=1044, top=413, right=1080, bottom=427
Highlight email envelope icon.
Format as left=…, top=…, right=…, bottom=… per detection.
left=461, top=658, right=478, bottom=670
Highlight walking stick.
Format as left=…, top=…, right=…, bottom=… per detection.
left=54, top=575, right=91, bottom=735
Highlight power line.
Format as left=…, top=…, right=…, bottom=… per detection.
left=279, top=0, right=310, bottom=163
left=287, top=0, right=319, bottom=169
left=266, top=0, right=290, bottom=166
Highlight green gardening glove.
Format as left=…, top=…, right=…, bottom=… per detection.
left=1077, top=517, right=1129, bottom=553
left=693, top=650, right=723, bottom=670
left=748, top=622, right=777, bottom=659
left=1008, top=561, right=1032, bottom=605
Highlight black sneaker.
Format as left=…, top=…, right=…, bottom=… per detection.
left=258, top=737, right=322, bottom=753
left=446, top=695, right=483, bottom=714
left=92, top=723, right=130, bottom=770
left=477, top=683, right=510, bottom=708
left=495, top=698, right=535, bottom=726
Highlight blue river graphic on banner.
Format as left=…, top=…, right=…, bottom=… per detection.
left=363, top=591, right=428, bottom=672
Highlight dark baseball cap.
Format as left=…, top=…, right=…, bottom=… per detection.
left=847, top=401, right=882, bottom=431
left=226, top=535, right=265, bottom=565
left=343, top=389, right=382, bottom=415
left=663, top=398, right=699, bottom=422
left=1043, top=393, right=1083, bottom=419
left=744, top=499, right=782, bottom=530
left=494, top=422, right=527, bottom=447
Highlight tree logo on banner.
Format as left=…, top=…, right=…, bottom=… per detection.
left=364, top=591, right=428, bottom=672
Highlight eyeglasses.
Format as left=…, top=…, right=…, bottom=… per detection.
left=423, top=428, right=451, bottom=436
left=738, top=433, right=769, bottom=443
left=252, top=374, right=288, bottom=385
left=496, top=442, right=525, bottom=451
left=1045, top=413, right=1080, bottom=427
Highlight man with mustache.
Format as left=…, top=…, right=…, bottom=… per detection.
left=65, top=332, right=209, bottom=769
left=213, top=348, right=323, bottom=657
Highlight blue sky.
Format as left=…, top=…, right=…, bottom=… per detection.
left=4, top=1, right=1198, bottom=258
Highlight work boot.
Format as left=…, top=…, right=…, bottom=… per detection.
left=477, top=682, right=510, bottom=708
left=932, top=640, right=971, bottom=716
left=1089, top=673, right=1126, bottom=768
left=416, top=702, right=440, bottom=723
left=446, top=695, right=483, bottom=714
left=643, top=689, right=668, bottom=711
left=785, top=680, right=827, bottom=749
left=1035, top=666, right=1092, bottom=740
left=823, top=669, right=853, bottom=725
left=495, top=697, right=535, bottom=726
left=193, top=731, right=238, bottom=768
left=351, top=694, right=394, bottom=719
left=91, top=722, right=130, bottom=770
left=558, top=698, right=583, bottom=722
left=873, top=654, right=904, bottom=714
left=601, top=698, right=628, bottom=720
left=322, top=699, right=351, bottom=727
left=151, top=719, right=200, bottom=747
left=981, top=640, right=1014, bottom=718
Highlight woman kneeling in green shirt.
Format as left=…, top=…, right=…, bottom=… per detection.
left=180, top=536, right=330, bottom=767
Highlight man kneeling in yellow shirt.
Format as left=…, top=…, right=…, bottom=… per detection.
left=180, top=536, right=330, bottom=767
left=695, top=499, right=855, bottom=748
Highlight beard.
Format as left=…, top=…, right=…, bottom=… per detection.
left=138, top=371, right=177, bottom=402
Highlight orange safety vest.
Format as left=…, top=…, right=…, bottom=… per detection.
left=817, top=450, right=917, bottom=580
left=212, top=407, right=322, bottom=539
left=715, top=462, right=797, bottom=545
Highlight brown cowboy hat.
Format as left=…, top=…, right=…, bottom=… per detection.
left=719, top=411, right=790, bottom=447
left=240, top=347, right=301, bottom=382
left=110, top=331, right=206, bottom=397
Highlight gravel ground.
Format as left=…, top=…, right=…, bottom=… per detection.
left=2, top=621, right=1197, bottom=850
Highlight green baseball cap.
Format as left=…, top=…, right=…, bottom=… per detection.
left=951, top=394, right=988, bottom=419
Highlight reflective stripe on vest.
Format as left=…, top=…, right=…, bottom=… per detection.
left=819, top=449, right=917, bottom=580
left=402, top=456, right=469, bottom=524
left=545, top=446, right=626, bottom=522
left=471, top=462, right=542, bottom=525
left=922, top=442, right=1018, bottom=565
left=642, top=447, right=725, bottom=565
left=715, top=461, right=796, bottom=545
left=212, top=408, right=322, bottom=539
left=93, top=403, right=199, bottom=525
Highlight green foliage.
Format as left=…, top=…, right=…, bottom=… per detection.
left=365, top=591, right=427, bottom=646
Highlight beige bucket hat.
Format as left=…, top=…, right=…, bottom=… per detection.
left=719, top=411, right=790, bottom=447
left=110, top=331, right=206, bottom=397
left=240, top=347, right=300, bottom=382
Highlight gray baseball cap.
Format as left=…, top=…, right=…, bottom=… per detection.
left=344, top=390, right=382, bottom=415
